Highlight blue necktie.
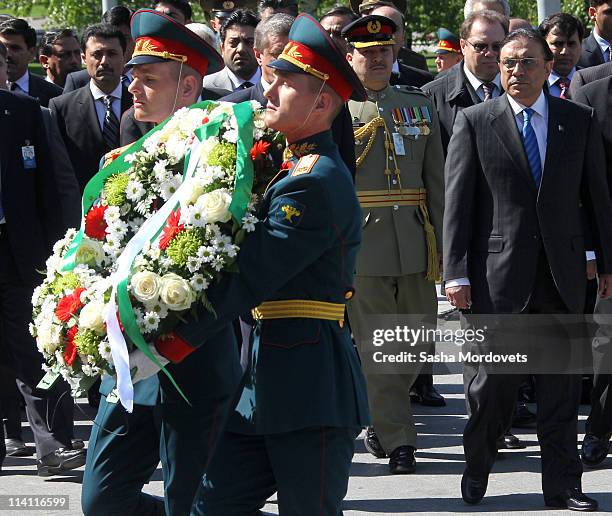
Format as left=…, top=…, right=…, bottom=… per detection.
left=521, top=108, right=542, bottom=186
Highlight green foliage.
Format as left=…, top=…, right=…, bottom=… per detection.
left=166, top=228, right=205, bottom=268
left=74, top=328, right=100, bottom=356
left=104, top=173, right=130, bottom=207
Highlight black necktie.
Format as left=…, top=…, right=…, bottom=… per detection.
left=481, top=82, right=494, bottom=101
left=102, top=95, right=120, bottom=150
left=238, top=81, right=253, bottom=90
left=10, top=82, right=19, bottom=92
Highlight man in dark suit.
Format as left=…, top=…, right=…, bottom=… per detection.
left=423, top=10, right=508, bottom=154
left=573, top=78, right=612, bottom=469
left=569, top=59, right=612, bottom=96
left=578, top=1, right=612, bottom=68
left=50, top=24, right=132, bottom=191
left=369, top=5, right=434, bottom=87
left=445, top=29, right=612, bottom=511
left=0, top=18, right=62, bottom=106
left=0, top=89, right=86, bottom=475
left=221, top=12, right=357, bottom=175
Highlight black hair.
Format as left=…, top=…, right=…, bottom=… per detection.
left=102, top=5, right=134, bottom=27
left=460, top=9, right=509, bottom=40
left=81, top=23, right=127, bottom=53
left=154, top=0, right=193, bottom=21
left=319, top=5, right=358, bottom=24
left=220, top=9, right=260, bottom=43
left=501, top=28, right=554, bottom=61
left=258, top=0, right=299, bottom=18
left=40, top=29, right=79, bottom=56
left=538, top=12, right=584, bottom=41
left=0, top=18, right=37, bottom=49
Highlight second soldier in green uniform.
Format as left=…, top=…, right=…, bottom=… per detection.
left=343, top=14, right=445, bottom=474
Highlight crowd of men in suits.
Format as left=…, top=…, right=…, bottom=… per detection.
left=1, top=0, right=612, bottom=512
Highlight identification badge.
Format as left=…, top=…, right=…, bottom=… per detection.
left=106, top=389, right=119, bottom=404
left=21, top=144, right=36, bottom=169
left=36, top=370, right=60, bottom=390
left=392, top=133, right=406, bottom=155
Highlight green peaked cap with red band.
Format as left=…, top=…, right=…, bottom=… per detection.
left=126, top=8, right=223, bottom=77
left=268, top=13, right=367, bottom=102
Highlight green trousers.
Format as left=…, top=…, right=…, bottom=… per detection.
left=348, top=273, right=437, bottom=453
left=191, top=426, right=358, bottom=515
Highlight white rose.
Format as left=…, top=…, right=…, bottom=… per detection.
left=79, top=301, right=106, bottom=334
left=160, top=273, right=195, bottom=311
left=37, top=323, right=62, bottom=355
left=196, top=189, right=232, bottom=224
left=75, top=238, right=105, bottom=267
left=130, top=271, right=162, bottom=304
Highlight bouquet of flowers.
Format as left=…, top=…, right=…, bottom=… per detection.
left=31, top=100, right=283, bottom=407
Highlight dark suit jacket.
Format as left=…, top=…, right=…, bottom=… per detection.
left=390, top=62, right=434, bottom=89
left=443, top=93, right=612, bottom=314
left=220, top=82, right=357, bottom=176
left=578, top=33, right=606, bottom=69
left=422, top=63, right=485, bottom=154
left=569, top=60, right=612, bottom=98
left=27, top=73, right=62, bottom=107
left=398, top=46, right=429, bottom=72
left=49, top=83, right=132, bottom=191
left=119, top=88, right=227, bottom=146
left=0, top=91, right=64, bottom=284
left=63, top=69, right=90, bottom=93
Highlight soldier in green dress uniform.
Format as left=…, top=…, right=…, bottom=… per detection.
left=343, top=14, right=445, bottom=474
left=127, top=13, right=371, bottom=515
left=81, top=10, right=242, bottom=516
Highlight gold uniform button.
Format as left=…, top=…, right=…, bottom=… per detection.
left=344, top=291, right=353, bottom=300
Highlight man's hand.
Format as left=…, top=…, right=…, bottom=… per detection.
left=598, top=274, right=612, bottom=299
left=587, top=259, right=597, bottom=281
left=129, top=344, right=170, bottom=384
left=446, top=285, right=471, bottom=310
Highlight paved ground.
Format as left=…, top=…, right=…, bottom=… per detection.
left=1, top=290, right=611, bottom=515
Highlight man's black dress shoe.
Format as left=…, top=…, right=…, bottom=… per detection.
left=5, top=438, right=31, bottom=457
left=410, top=383, right=446, bottom=407
left=363, top=427, right=387, bottom=458
left=461, top=471, right=488, bottom=504
left=388, top=446, right=416, bottom=474
left=512, top=402, right=537, bottom=428
left=581, top=433, right=610, bottom=468
left=497, top=431, right=526, bottom=449
left=71, top=438, right=85, bottom=450
left=37, top=448, right=86, bottom=477
left=545, top=488, right=599, bottom=511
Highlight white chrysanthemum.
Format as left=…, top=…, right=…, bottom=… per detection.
left=224, top=128, right=238, bottom=143
left=183, top=203, right=208, bottom=228
left=186, top=255, right=202, bottom=273
left=126, top=179, right=146, bottom=201
left=98, top=340, right=113, bottom=363
left=242, top=213, right=258, bottom=232
left=160, top=174, right=183, bottom=201
left=142, top=311, right=161, bottom=332
left=153, top=159, right=170, bottom=181
left=143, top=300, right=169, bottom=319
left=190, top=273, right=209, bottom=292
left=103, top=205, right=121, bottom=224
left=197, top=245, right=215, bottom=263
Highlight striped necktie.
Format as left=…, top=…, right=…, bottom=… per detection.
left=521, top=108, right=542, bottom=187
left=481, top=82, right=494, bottom=101
left=557, top=77, right=570, bottom=99
left=102, top=95, right=119, bottom=151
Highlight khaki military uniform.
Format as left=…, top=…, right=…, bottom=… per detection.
left=347, top=84, right=444, bottom=453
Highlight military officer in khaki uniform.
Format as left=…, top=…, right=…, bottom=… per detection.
left=343, top=15, right=445, bottom=474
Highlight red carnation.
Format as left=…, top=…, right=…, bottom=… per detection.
left=64, top=326, right=78, bottom=366
left=249, top=140, right=270, bottom=161
left=85, top=205, right=108, bottom=241
left=159, top=209, right=184, bottom=250
left=55, top=287, right=85, bottom=323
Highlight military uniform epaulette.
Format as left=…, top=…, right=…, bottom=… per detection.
left=394, top=84, right=428, bottom=96
left=291, top=154, right=320, bottom=177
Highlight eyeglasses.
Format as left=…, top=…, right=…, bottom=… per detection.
left=465, top=40, right=501, bottom=54
left=500, top=57, right=542, bottom=70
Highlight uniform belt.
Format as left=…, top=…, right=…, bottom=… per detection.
left=252, top=300, right=345, bottom=321
left=356, top=188, right=426, bottom=208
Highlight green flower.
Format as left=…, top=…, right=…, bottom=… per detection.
left=208, top=143, right=236, bottom=170
left=50, top=273, right=81, bottom=295
left=104, top=173, right=130, bottom=206
left=74, top=329, right=100, bottom=357
left=166, top=228, right=205, bottom=268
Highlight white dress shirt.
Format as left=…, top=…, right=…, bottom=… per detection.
left=89, top=80, right=122, bottom=131
left=446, top=92, right=549, bottom=289
left=11, top=71, right=30, bottom=94
left=226, top=66, right=261, bottom=91
left=463, top=64, right=501, bottom=101
left=593, top=29, right=612, bottom=62
left=547, top=68, right=576, bottom=98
